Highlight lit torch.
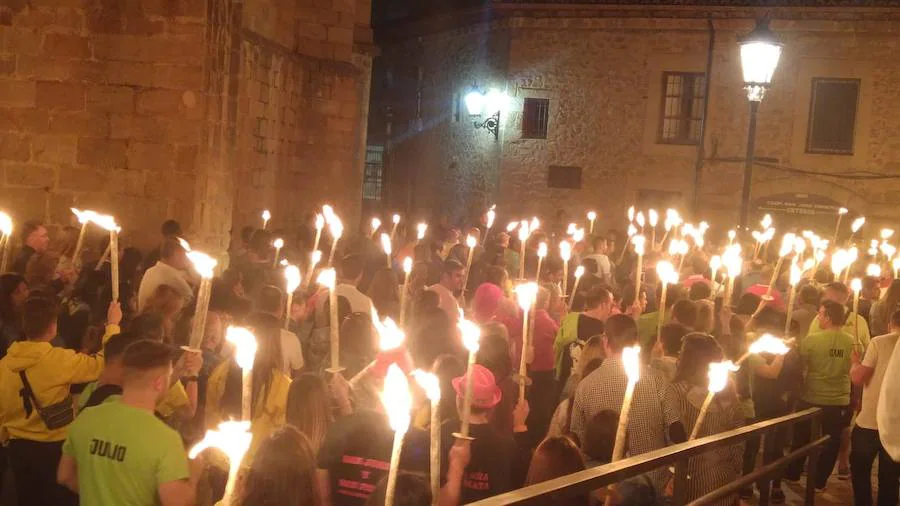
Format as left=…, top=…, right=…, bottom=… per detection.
left=412, top=370, right=441, bottom=505
left=317, top=268, right=342, bottom=373
left=186, top=250, right=218, bottom=349
left=690, top=360, right=739, bottom=440
left=515, top=282, right=538, bottom=403
left=284, top=265, right=301, bottom=329
left=380, top=233, right=392, bottom=269
left=226, top=326, right=258, bottom=422
left=272, top=238, right=284, bottom=268
left=381, top=364, right=412, bottom=506
left=455, top=318, right=482, bottom=439
left=189, top=421, right=253, bottom=506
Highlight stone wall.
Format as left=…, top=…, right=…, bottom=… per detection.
left=374, top=5, right=900, bottom=234
left=0, top=0, right=372, bottom=255
left=0, top=0, right=207, bottom=250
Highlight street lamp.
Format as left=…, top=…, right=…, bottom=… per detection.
left=464, top=86, right=505, bottom=140
left=738, top=18, right=782, bottom=231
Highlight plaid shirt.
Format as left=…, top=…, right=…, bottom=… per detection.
left=571, top=356, right=681, bottom=488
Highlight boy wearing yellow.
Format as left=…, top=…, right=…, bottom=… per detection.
left=59, top=340, right=202, bottom=505
left=0, top=298, right=121, bottom=506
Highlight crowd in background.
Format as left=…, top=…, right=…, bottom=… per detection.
left=0, top=209, right=897, bottom=506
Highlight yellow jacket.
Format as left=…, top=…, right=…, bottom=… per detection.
left=0, top=324, right=119, bottom=442
left=205, top=361, right=290, bottom=456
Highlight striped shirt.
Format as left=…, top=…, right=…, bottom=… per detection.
left=570, top=356, right=681, bottom=489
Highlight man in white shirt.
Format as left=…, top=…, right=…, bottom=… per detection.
left=255, top=285, right=304, bottom=377
left=137, top=239, right=194, bottom=311
left=427, top=259, right=465, bottom=323
left=852, top=309, right=900, bottom=506
left=582, top=236, right=612, bottom=284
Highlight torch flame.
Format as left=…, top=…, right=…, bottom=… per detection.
left=710, top=255, right=722, bottom=274
left=91, top=213, right=120, bottom=232
left=515, top=282, right=538, bottom=312
left=518, top=221, right=530, bottom=242
left=790, top=262, right=803, bottom=285
left=839, top=207, right=848, bottom=215
left=627, top=206, right=635, bottom=222
left=189, top=420, right=252, bottom=461
left=328, top=216, right=344, bottom=240
left=574, top=265, right=585, bottom=278
left=627, top=224, right=637, bottom=237
left=412, top=370, right=441, bottom=401
left=402, top=257, right=413, bottom=274
left=486, top=208, right=496, bottom=229
left=466, top=235, right=477, bottom=249
left=779, top=233, right=796, bottom=257
left=851, top=278, right=862, bottom=293
left=636, top=211, right=645, bottom=228
left=372, top=310, right=405, bottom=351
left=226, top=326, right=258, bottom=370
left=506, top=221, right=519, bottom=233
left=381, top=364, right=412, bottom=433
left=186, top=251, right=217, bottom=279
left=530, top=217, right=540, bottom=231
left=261, top=209, right=271, bottom=223
left=392, top=214, right=401, bottom=225
left=316, top=268, right=336, bottom=290
left=315, top=214, right=325, bottom=230
left=311, top=250, right=322, bottom=266
left=656, top=260, right=678, bottom=285
left=573, top=228, right=585, bottom=243
left=537, top=242, right=547, bottom=258
left=632, top=235, right=646, bottom=256
left=417, top=223, right=428, bottom=240
left=273, top=238, right=284, bottom=249
left=0, top=212, right=12, bottom=237
left=852, top=217, right=866, bottom=233
left=71, top=208, right=97, bottom=225
left=748, top=334, right=791, bottom=356
left=380, top=233, right=392, bottom=256
left=622, top=345, right=641, bottom=384
left=285, top=265, right=301, bottom=293
left=648, top=209, right=658, bottom=227
left=761, top=214, right=773, bottom=230
left=458, top=317, right=481, bottom=353
left=708, top=360, right=739, bottom=394
left=867, top=264, right=882, bottom=278
left=560, top=241, right=572, bottom=261
left=893, top=257, right=900, bottom=274
left=177, top=237, right=191, bottom=252
left=587, top=211, right=597, bottom=221
left=728, top=230, right=736, bottom=241
left=882, top=229, right=895, bottom=241
left=371, top=217, right=382, bottom=233
left=322, top=205, right=334, bottom=222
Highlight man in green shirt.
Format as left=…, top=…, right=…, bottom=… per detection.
left=785, top=300, right=853, bottom=491
left=806, top=282, right=870, bottom=348
left=58, top=340, right=201, bottom=505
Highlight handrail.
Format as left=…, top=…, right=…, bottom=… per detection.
left=469, top=408, right=822, bottom=506
left=688, top=436, right=830, bottom=506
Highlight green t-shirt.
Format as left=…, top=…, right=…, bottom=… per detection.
left=78, top=381, right=98, bottom=411
left=807, top=311, right=870, bottom=349
left=62, top=400, right=190, bottom=505
left=800, top=329, right=853, bottom=406
left=637, top=311, right=661, bottom=350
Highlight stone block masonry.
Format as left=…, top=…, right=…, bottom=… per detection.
left=0, top=0, right=372, bottom=256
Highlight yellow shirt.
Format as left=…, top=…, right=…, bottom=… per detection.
left=156, top=381, right=190, bottom=419
left=0, top=324, right=119, bottom=442
left=205, top=362, right=290, bottom=456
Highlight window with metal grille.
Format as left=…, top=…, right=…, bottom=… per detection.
left=522, top=98, right=550, bottom=139
left=547, top=165, right=581, bottom=189
left=363, top=145, right=384, bottom=201
left=806, top=78, right=860, bottom=155
left=658, top=72, right=706, bottom=145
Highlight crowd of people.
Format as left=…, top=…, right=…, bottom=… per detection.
left=0, top=209, right=898, bottom=506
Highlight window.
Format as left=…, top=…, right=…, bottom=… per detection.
left=547, top=165, right=581, bottom=189
left=363, top=145, right=384, bottom=201
left=806, top=78, right=860, bottom=155
left=658, top=72, right=706, bottom=145
left=522, top=98, right=550, bottom=139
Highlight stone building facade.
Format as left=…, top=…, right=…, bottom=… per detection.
left=0, top=0, right=373, bottom=254
left=370, top=0, right=900, bottom=235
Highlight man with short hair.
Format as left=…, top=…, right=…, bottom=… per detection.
left=583, top=236, right=612, bottom=284
left=58, top=340, right=201, bottom=506
left=651, top=322, right=691, bottom=381
left=334, top=254, right=375, bottom=315
left=553, top=286, right=613, bottom=386
left=141, top=220, right=183, bottom=273
left=571, top=314, right=684, bottom=491
left=670, top=299, right=698, bottom=329
left=785, top=300, right=854, bottom=490
left=807, top=282, right=870, bottom=346
left=78, top=332, right=141, bottom=411
left=0, top=297, right=121, bottom=506
left=255, top=285, right=304, bottom=377
left=12, top=221, right=50, bottom=275
left=427, top=259, right=465, bottom=323
left=137, top=238, right=194, bottom=312
left=850, top=309, right=900, bottom=506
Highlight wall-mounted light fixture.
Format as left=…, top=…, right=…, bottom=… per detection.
left=465, top=86, right=507, bottom=140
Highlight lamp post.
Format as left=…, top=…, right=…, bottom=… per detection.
left=738, top=18, right=783, bottom=231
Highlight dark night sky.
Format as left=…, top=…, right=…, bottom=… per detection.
left=372, top=0, right=489, bottom=25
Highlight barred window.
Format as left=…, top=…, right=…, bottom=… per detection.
left=522, top=98, right=550, bottom=139
left=806, top=78, right=859, bottom=155
left=658, top=72, right=706, bottom=145
left=363, top=145, right=384, bottom=201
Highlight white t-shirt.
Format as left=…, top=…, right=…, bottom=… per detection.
left=878, top=332, right=900, bottom=459
left=427, top=283, right=460, bottom=323
left=279, top=328, right=304, bottom=375
left=582, top=253, right=612, bottom=280
left=857, top=332, right=899, bottom=430
left=137, top=261, right=194, bottom=312
left=335, top=284, right=374, bottom=315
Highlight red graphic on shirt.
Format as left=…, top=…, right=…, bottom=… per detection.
left=463, top=471, right=490, bottom=491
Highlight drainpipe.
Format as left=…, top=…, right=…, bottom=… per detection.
left=692, top=16, right=715, bottom=215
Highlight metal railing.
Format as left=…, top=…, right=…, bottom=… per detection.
left=470, top=408, right=826, bottom=506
